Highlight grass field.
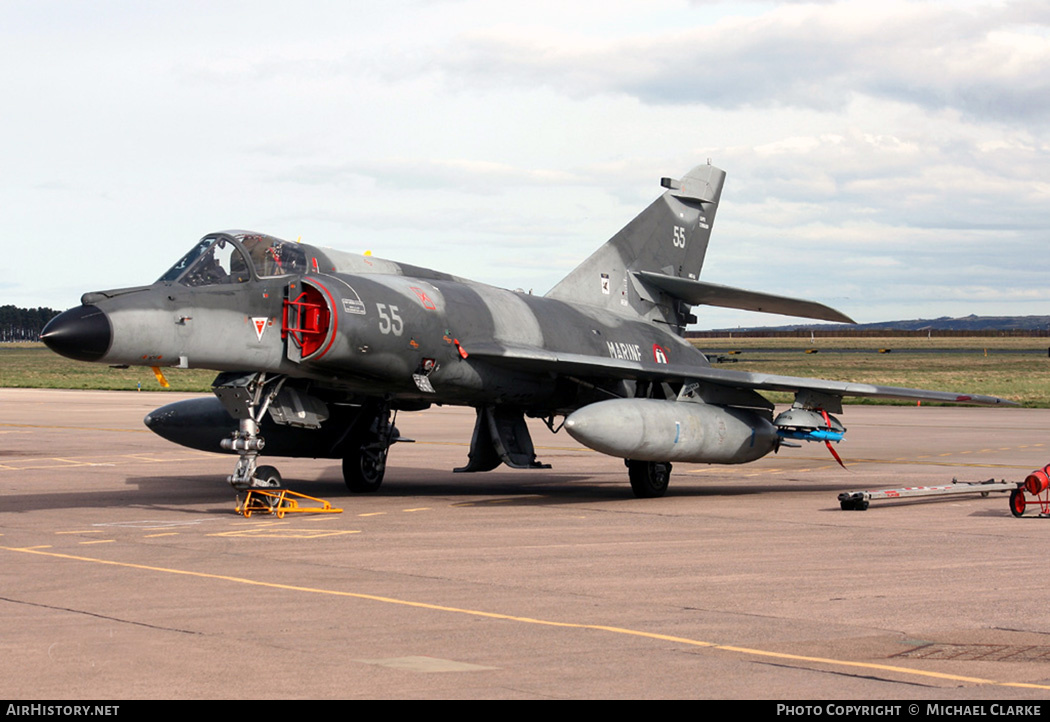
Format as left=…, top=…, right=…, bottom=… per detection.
left=693, top=335, right=1050, bottom=350
left=0, top=343, right=217, bottom=392
left=3, top=338, right=1047, bottom=406
left=693, top=337, right=1048, bottom=407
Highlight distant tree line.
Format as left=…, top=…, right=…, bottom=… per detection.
left=0, top=305, right=60, bottom=342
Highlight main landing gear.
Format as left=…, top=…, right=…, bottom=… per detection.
left=342, top=402, right=405, bottom=493
left=622, top=381, right=672, bottom=499
left=626, top=459, right=672, bottom=498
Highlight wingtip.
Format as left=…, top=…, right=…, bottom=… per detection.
left=969, top=394, right=1020, bottom=407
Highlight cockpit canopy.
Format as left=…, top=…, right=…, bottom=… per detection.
left=157, top=231, right=308, bottom=286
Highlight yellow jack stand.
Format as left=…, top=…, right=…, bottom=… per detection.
left=236, top=488, right=343, bottom=518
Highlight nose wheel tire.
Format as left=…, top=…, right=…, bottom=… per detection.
left=252, top=465, right=282, bottom=488
left=251, top=465, right=284, bottom=509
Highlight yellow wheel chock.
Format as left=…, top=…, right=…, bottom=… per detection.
left=236, top=488, right=343, bottom=518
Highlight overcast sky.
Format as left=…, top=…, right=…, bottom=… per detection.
left=3, top=0, right=1048, bottom=328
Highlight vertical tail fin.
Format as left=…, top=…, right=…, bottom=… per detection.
left=545, top=163, right=725, bottom=332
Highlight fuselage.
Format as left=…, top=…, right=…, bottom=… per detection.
left=43, top=231, right=710, bottom=414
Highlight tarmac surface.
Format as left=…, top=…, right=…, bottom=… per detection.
left=2, top=388, right=1049, bottom=700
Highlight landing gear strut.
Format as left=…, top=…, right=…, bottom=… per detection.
left=626, top=459, right=672, bottom=498
left=213, top=372, right=287, bottom=490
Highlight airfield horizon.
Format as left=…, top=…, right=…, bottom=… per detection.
left=3, top=337, right=1043, bottom=407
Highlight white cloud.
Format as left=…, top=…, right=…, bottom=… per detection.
left=428, top=1, right=1050, bottom=123
left=0, top=0, right=1046, bottom=328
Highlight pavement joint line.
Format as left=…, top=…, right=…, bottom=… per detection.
left=761, top=456, right=1034, bottom=470
left=3, top=544, right=1048, bottom=692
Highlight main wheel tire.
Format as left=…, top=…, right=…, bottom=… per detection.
left=343, top=446, right=387, bottom=493
left=627, top=460, right=671, bottom=498
left=1010, top=487, right=1026, bottom=518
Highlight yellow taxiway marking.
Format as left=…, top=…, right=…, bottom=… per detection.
left=144, top=533, right=179, bottom=538
left=56, top=530, right=105, bottom=535
left=357, top=512, right=386, bottom=517
left=763, top=456, right=1033, bottom=470
left=744, top=468, right=782, bottom=477
left=401, top=507, right=430, bottom=513
left=852, top=458, right=1030, bottom=469
left=0, top=423, right=151, bottom=434
left=208, top=529, right=360, bottom=539
left=0, top=451, right=216, bottom=472
left=79, top=540, right=115, bottom=545
left=3, top=545, right=1047, bottom=692
left=413, top=440, right=586, bottom=453
left=2, top=458, right=82, bottom=470
left=452, top=498, right=537, bottom=507
left=687, top=456, right=1031, bottom=476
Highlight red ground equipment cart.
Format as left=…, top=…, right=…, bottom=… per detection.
left=1010, top=465, right=1050, bottom=518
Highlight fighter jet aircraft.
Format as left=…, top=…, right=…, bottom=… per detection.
left=41, top=163, right=1011, bottom=498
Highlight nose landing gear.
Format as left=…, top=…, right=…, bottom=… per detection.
left=213, top=372, right=288, bottom=490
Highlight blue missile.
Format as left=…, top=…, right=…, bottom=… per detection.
left=777, top=428, right=845, bottom=443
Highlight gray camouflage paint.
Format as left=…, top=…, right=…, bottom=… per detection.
left=42, top=163, right=1012, bottom=480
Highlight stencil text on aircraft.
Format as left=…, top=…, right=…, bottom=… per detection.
left=607, top=341, right=641, bottom=361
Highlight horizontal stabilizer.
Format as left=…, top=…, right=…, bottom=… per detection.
left=634, top=271, right=855, bottom=324
left=660, top=166, right=721, bottom=203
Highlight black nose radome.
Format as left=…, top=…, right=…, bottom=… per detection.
left=41, top=305, right=112, bottom=362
